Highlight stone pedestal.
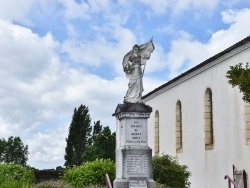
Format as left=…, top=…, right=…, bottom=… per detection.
left=113, top=103, right=156, bottom=188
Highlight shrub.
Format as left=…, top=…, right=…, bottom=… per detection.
left=0, top=163, right=34, bottom=184
left=153, top=154, right=191, bottom=188
left=0, top=176, right=32, bottom=188
left=156, top=183, right=169, bottom=188
left=84, top=185, right=105, bottom=188
left=33, top=180, right=72, bottom=188
left=63, top=158, right=115, bottom=187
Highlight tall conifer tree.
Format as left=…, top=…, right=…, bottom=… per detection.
left=92, top=120, right=102, bottom=143
left=64, top=105, right=92, bottom=167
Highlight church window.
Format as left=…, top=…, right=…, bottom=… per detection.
left=244, top=102, right=250, bottom=144
left=155, top=110, right=159, bottom=155
left=176, top=101, right=182, bottom=152
left=204, top=88, right=214, bottom=149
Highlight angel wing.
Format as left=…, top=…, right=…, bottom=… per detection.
left=122, top=38, right=155, bottom=73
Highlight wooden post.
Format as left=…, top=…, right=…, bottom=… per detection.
left=106, top=173, right=112, bottom=188
left=243, top=170, right=247, bottom=188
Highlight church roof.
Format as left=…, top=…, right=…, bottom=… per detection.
left=142, top=35, right=250, bottom=100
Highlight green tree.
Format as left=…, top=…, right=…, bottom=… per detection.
left=226, top=62, right=250, bottom=103
left=85, top=126, right=116, bottom=162
left=153, top=154, right=191, bottom=188
left=0, top=136, right=29, bottom=166
left=64, top=105, right=92, bottom=167
left=92, top=120, right=102, bottom=143
left=56, top=166, right=64, bottom=171
left=0, top=138, right=5, bottom=162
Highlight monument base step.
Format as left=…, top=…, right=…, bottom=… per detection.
left=114, top=178, right=156, bottom=188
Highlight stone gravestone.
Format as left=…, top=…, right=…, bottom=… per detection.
left=113, top=103, right=156, bottom=188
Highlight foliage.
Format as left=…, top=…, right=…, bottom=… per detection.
left=63, top=158, right=115, bottom=187
left=0, top=138, right=5, bottom=161
left=91, top=121, right=103, bottom=143
left=64, top=104, right=92, bottom=167
left=226, top=62, right=250, bottom=103
left=0, top=163, right=34, bottom=187
left=34, top=181, right=105, bottom=188
left=0, top=136, right=29, bottom=166
left=152, top=154, right=191, bottom=188
left=85, top=126, right=116, bottom=162
left=84, top=185, right=105, bottom=188
left=0, top=176, right=32, bottom=188
left=56, top=166, right=64, bottom=171
left=156, top=183, right=169, bottom=188
left=33, top=180, right=72, bottom=188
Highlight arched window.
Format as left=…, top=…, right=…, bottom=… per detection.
left=176, top=101, right=182, bottom=152
left=155, top=110, right=159, bottom=155
left=204, top=88, right=214, bottom=149
left=244, top=102, right=250, bottom=144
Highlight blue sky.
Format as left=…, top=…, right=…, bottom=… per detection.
left=1, top=0, right=250, bottom=169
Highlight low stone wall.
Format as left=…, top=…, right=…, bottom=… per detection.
left=34, top=169, right=64, bottom=183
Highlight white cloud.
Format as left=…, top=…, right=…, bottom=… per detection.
left=220, top=0, right=244, bottom=9
left=26, top=125, right=68, bottom=168
left=138, top=0, right=218, bottom=15
left=143, top=77, right=165, bottom=94
left=55, top=0, right=114, bottom=21
left=0, top=20, right=60, bottom=132
left=0, top=21, right=58, bottom=81
left=58, top=0, right=91, bottom=20
left=0, top=19, right=128, bottom=168
left=166, top=8, right=250, bottom=79
left=166, top=32, right=209, bottom=78
left=87, top=0, right=112, bottom=13
left=0, top=0, right=34, bottom=24
left=155, top=25, right=176, bottom=35
left=145, top=44, right=168, bottom=74
left=0, top=0, right=112, bottom=26
left=138, top=0, right=170, bottom=14
left=172, top=0, right=218, bottom=14
left=61, top=25, right=136, bottom=75
left=207, top=8, right=250, bottom=54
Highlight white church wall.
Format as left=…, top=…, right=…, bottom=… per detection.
left=145, top=41, right=250, bottom=187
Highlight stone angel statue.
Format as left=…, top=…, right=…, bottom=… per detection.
left=123, top=38, right=155, bottom=103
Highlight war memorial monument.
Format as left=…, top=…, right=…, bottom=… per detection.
left=113, top=39, right=156, bottom=188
